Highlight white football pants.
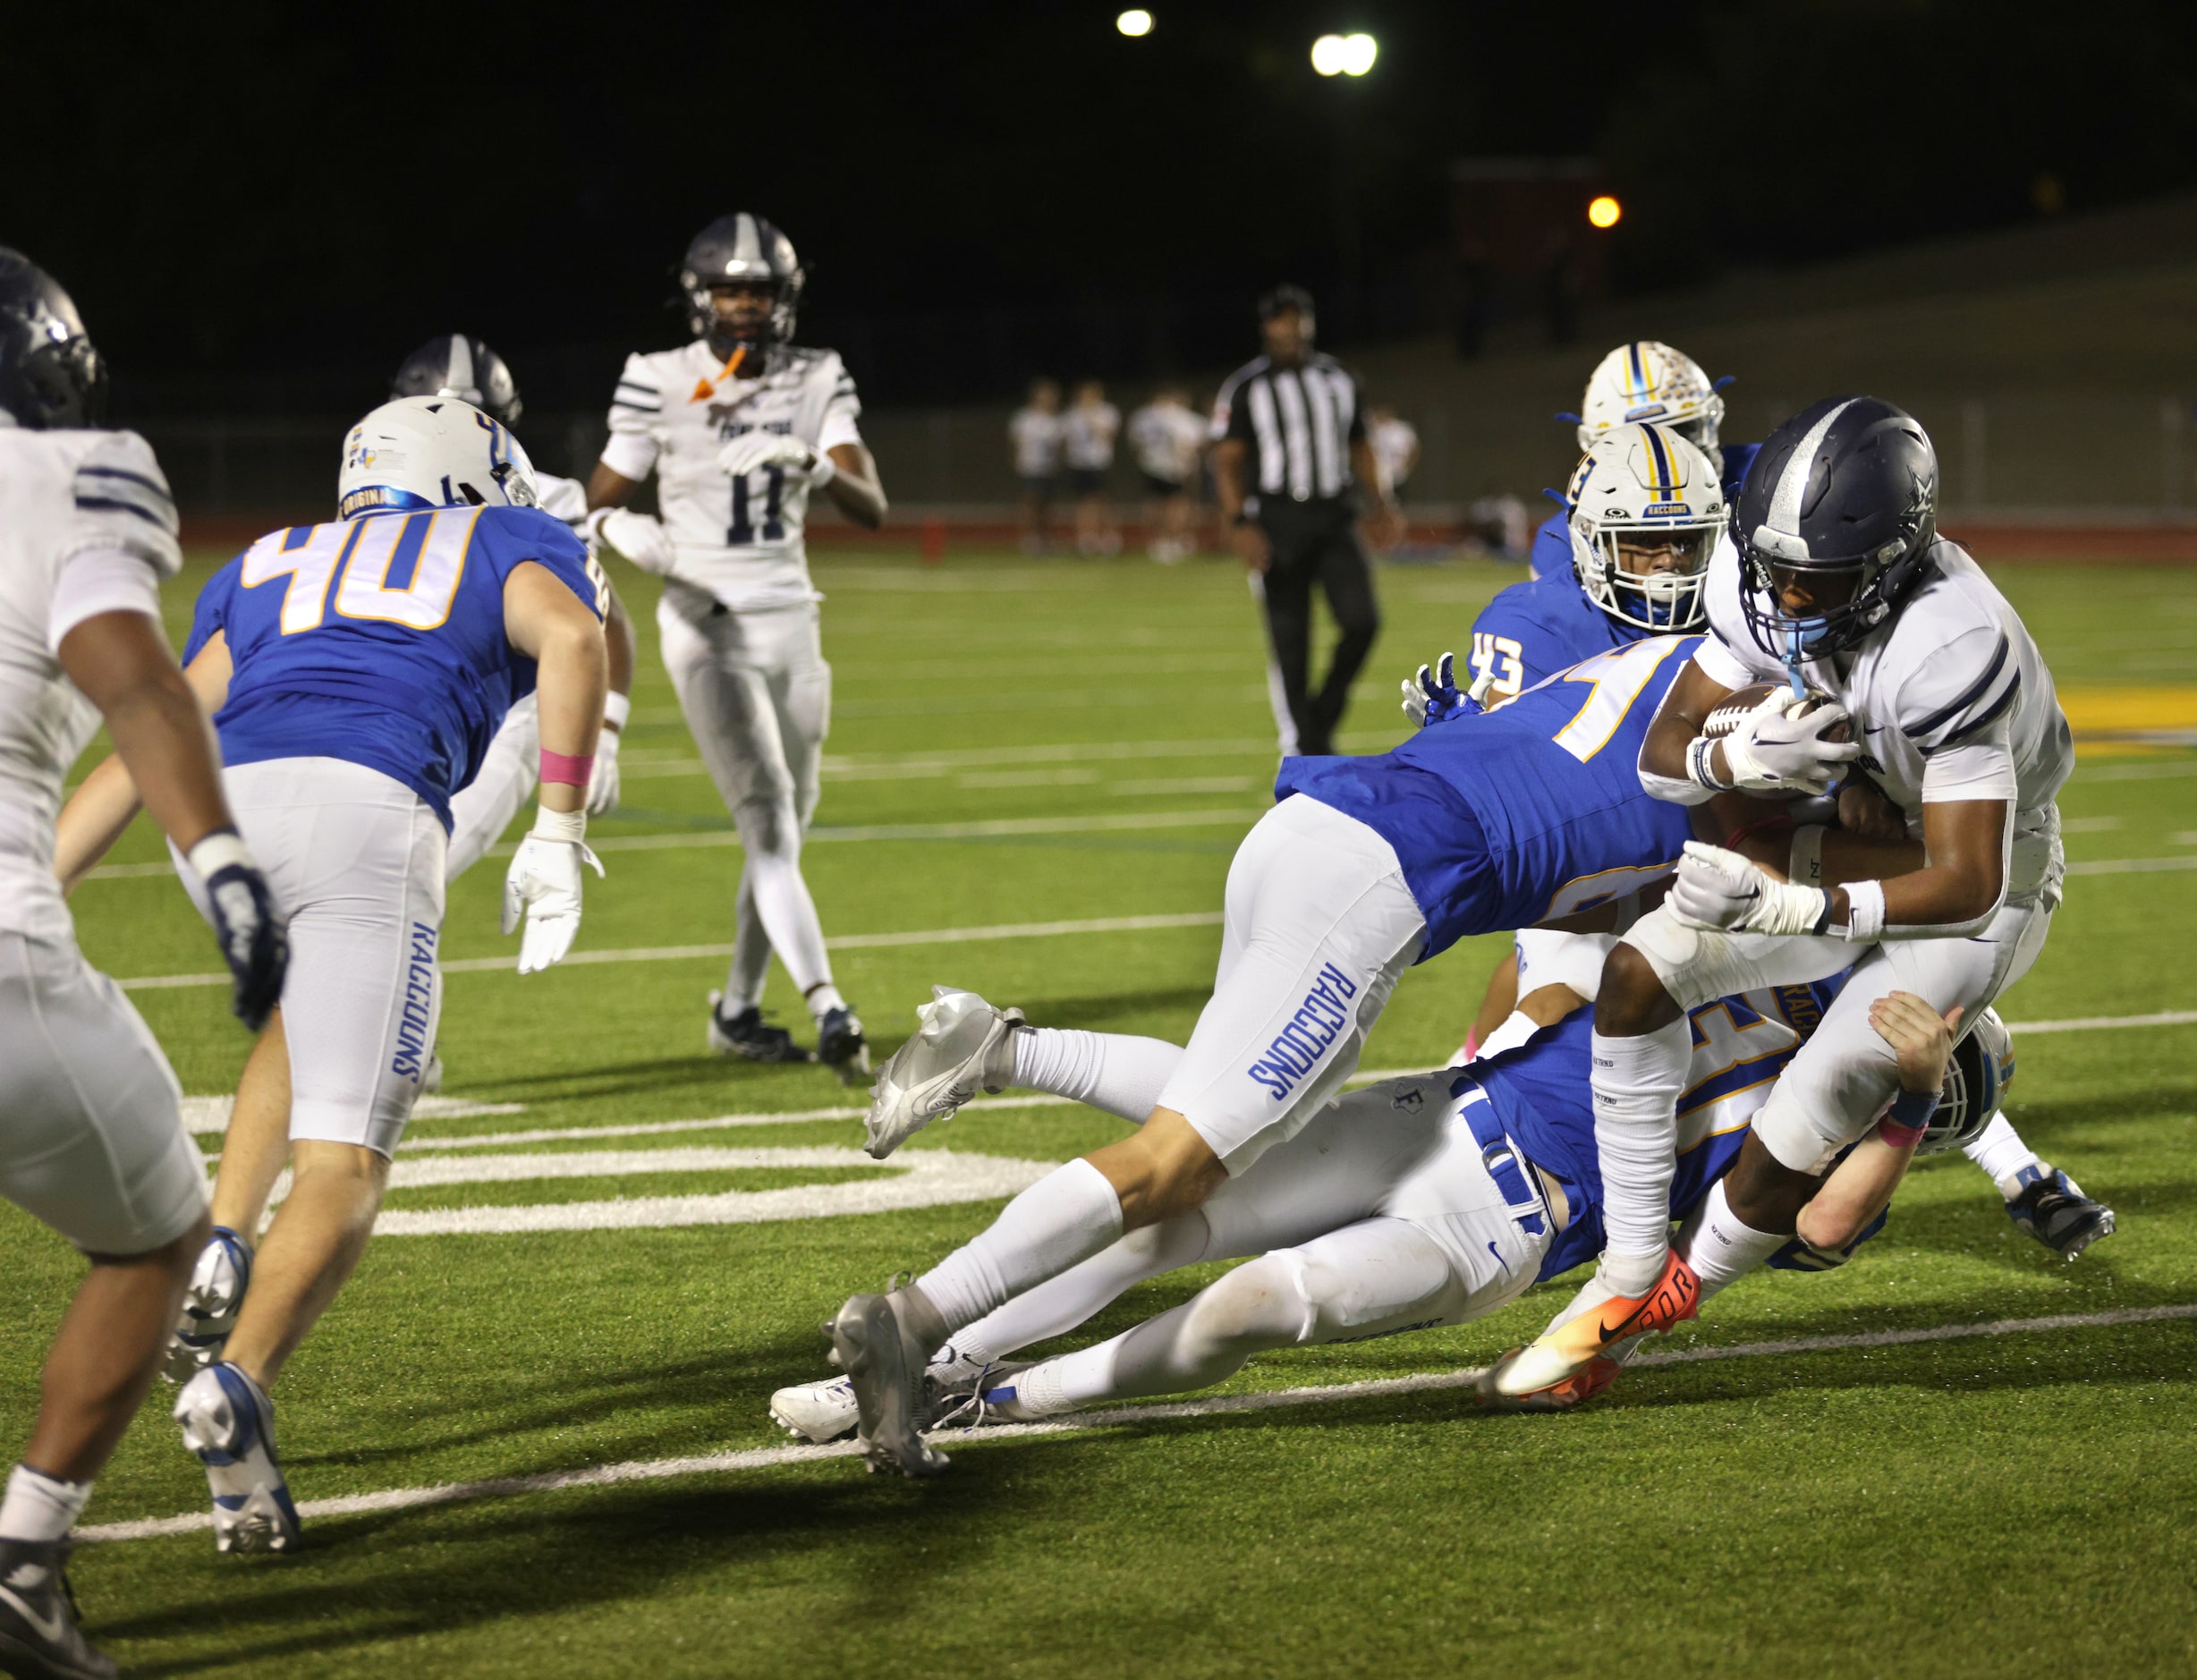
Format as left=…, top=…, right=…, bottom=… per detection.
left=445, top=692, right=539, bottom=881
left=0, top=931, right=207, bottom=1255
left=950, top=1075, right=1548, bottom=1407
left=657, top=585, right=836, bottom=1010
left=175, top=758, right=446, bottom=1158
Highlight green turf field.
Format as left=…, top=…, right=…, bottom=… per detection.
left=12, top=547, right=2197, bottom=1676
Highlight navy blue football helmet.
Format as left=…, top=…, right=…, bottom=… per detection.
left=1733, top=396, right=1939, bottom=666
left=678, top=214, right=803, bottom=358
left=392, top=335, right=522, bottom=428
left=0, top=249, right=106, bottom=429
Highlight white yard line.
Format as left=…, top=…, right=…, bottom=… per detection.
left=76, top=1302, right=2197, bottom=1546
left=396, top=1092, right=1077, bottom=1152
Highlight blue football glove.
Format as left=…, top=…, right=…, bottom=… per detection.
left=1400, top=651, right=1467, bottom=729
left=187, top=831, right=288, bottom=1031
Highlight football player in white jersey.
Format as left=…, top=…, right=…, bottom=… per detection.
left=0, top=250, right=285, bottom=1678
left=583, top=213, right=888, bottom=1080
left=394, top=335, right=639, bottom=879
left=1490, top=395, right=2082, bottom=1401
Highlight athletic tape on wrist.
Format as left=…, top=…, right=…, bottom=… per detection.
left=1687, top=733, right=1733, bottom=793
left=1840, top=878, right=1887, bottom=941
left=539, top=749, right=595, bottom=788
left=530, top=806, right=588, bottom=844
left=601, top=692, right=632, bottom=732
left=1789, top=824, right=1827, bottom=888
left=809, top=450, right=836, bottom=488
left=186, top=828, right=253, bottom=880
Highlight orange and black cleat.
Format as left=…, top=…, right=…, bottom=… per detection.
left=1480, top=1250, right=1700, bottom=1401
left=1474, top=1353, right=1624, bottom=1413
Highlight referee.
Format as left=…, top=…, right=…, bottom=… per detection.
left=1211, top=285, right=1402, bottom=757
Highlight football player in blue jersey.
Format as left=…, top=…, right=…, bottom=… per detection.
left=1526, top=341, right=1754, bottom=584
left=55, top=396, right=609, bottom=1552
left=831, top=632, right=1751, bottom=1474
left=769, top=975, right=2000, bottom=1441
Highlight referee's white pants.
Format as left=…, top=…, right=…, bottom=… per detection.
left=1624, top=888, right=2056, bottom=1175
left=175, top=758, right=445, bottom=1158
left=0, top=931, right=206, bottom=1254
left=1157, top=794, right=1426, bottom=1175
left=657, top=587, right=836, bottom=1002
left=444, top=692, right=539, bottom=882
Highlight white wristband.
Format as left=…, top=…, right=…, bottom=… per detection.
left=1840, top=878, right=1886, bottom=941
left=808, top=449, right=837, bottom=488
left=1789, top=825, right=1827, bottom=888
left=531, top=806, right=588, bottom=844
left=1687, top=734, right=1732, bottom=793
left=186, top=829, right=254, bottom=879
left=601, top=691, right=632, bottom=733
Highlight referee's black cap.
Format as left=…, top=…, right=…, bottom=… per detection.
left=1257, top=284, right=1316, bottom=322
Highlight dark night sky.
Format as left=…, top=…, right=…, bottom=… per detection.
left=10, top=0, right=2197, bottom=410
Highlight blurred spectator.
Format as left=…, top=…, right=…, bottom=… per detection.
left=1010, top=378, right=1065, bottom=553
left=1128, top=386, right=1206, bottom=563
left=1063, top=378, right=1122, bottom=555
left=1365, top=405, right=1421, bottom=502
left=1470, top=493, right=1532, bottom=560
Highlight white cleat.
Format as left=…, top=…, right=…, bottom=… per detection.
left=770, top=1374, right=860, bottom=1444
left=174, top=1362, right=301, bottom=1555
left=163, top=1226, right=252, bottom=1383
left=864, top=987, right=1024, bottom=1160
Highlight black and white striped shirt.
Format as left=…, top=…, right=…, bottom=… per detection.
left=1210, top=352, right=1365, bottom=509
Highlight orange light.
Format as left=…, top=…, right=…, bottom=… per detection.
left=1588, top=195, right=1623, bottom=229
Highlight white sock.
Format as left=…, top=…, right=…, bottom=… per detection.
left=1675, top=1179, right=1786, bottom=1303
left=0, top=1464, right=90, bottom=1543
left=733, top=808, right=836, bottom=997
left=1590, top=1017, right=1693, bottom=1287
left=722, top=873, right=770, bottom=1014
left=945, top=1214, right=1211, bottom=1368
left=1963, top=1112, right=2043, bottom=1200
left=1011, top=1028, right=1182, bottom=1123
left=914, top=1158, right=1125, bottom=1334
left=1471, top=1009, right=1541, bottom=1063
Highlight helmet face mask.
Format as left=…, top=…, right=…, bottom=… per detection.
left=1915, top=1007, right=2015, bottom=1158
left=0, top=249, right=109, bottom=430
left=1735, top=395, right=1941, bottom=664
left=1565, top=422, right=1725, bottom=632
left=679, top=213, right=803, bottom=359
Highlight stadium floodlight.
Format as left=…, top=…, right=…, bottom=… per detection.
left=1311, top=33, right=1348, bottom=74
left=1312, top=32, right=1378, bottom=75
left=1116, top=9, right=1152, bottom=36
left=1588, top=194, right=1623, bottom=228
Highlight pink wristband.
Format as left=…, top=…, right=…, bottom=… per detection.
left=539, top=750, right=596, bottom=788
left=1876, top=1116, right=1929, bottom=1149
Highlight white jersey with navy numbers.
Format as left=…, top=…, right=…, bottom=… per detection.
left=1695, top=537, right=2074, bottom=867
left=599, top=341, right=863, bottom=612
left=0, top=427, right=182, bottom=941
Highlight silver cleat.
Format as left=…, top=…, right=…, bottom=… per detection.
left=864, top=987, right=1024, bottom=1159
left=825, top=1294, right=951, bottom=1478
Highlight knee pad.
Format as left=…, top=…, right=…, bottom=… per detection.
left=1617, top=908, right=1733, bottom=1013
left=1185, top=1252, right=1318, bottom=1355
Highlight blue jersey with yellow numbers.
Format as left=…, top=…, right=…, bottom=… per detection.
left=1463, top=572, right=1646, bottom=710
left=184, top=505, right=604, bottom=828
left=1275, top=634, right=1701, bottom=957
left=1467, top=974, right=1853, bottom=1282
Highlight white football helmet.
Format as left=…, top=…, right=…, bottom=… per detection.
left=1576, top=341, right=1726, bottom=462
left=1917, top=1006, right=2015, bottom=1158
left=336, top=395, right=539, bottom=521
left=1565, top=421, right=1725, bottom=632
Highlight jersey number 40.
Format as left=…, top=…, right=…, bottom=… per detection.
left=241, top=510, right=481, bottom=634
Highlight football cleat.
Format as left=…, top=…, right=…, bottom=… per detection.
left=174, top=1362, right=301, bottom=1555
left=768, top=1357, right=1026, bottom=1444
left=1484, top=1251, right=1699, bottom=1399
left=816, top=1005, right=871, bottom=1087
left=2006, top=1167, right=2116, bottom=1260
left=864, top=987, right=1025, bottom=1159
left=825, top=1294, right=950, bottom=1478
left=705, top=991, right=810, bottom=1063
left=1474, top=1353, right=1623, bottom=1413
left=162, top=1226, right=252, bottom=1382
left=0, top=1539, right=115, bottom=1680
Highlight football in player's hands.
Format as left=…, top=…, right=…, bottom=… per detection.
left=1701, top=683, right=1853, bottom=744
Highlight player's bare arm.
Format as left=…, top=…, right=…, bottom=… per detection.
left=819, top=440, right=886, bottom=529
left=1352, top=436, right=1404, bottom=548
left=503, top=562, right=608, bottom=813
left=585, top=460, right=641, bottom=511
left=57, top=612, right=233, bottom=862
left=1211, top=437, right=1270, bottom=572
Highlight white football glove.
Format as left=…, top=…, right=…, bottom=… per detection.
left=1668, top=841, right=1831, bottom=937
left=502, top=811, right=605, bottom=974
left=717, top=432, right=835, bottom=486
left=585, top=506, right=674, bottom=575
left=1718, top=696, right=1860, bottom=796
left=586, top=726, right=622, bottom=816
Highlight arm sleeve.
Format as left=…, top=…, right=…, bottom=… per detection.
left=816, top=355, right=864, bottom=454
left=64, top=431, right=182, bottom=578
left=47, top=548, right=165, bottom=654
left=600, top=353, right=662, bottom=482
